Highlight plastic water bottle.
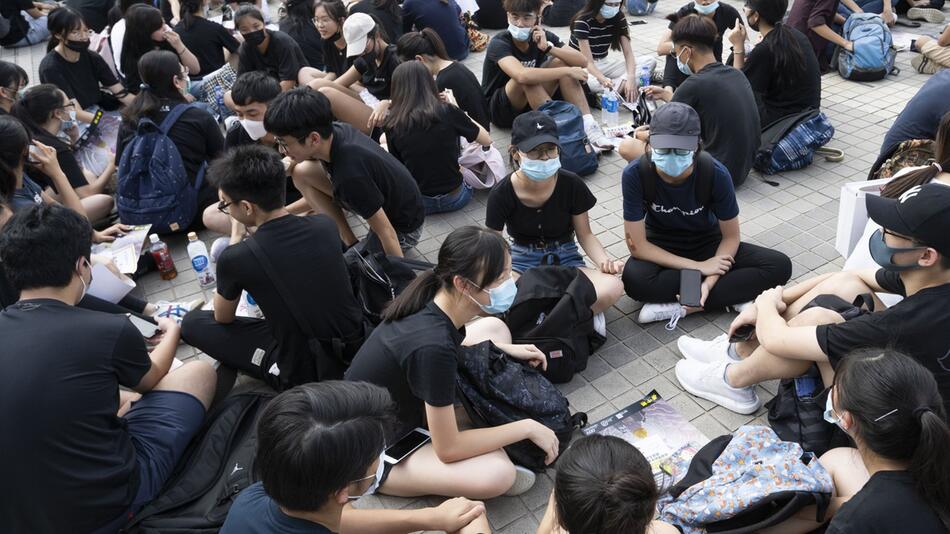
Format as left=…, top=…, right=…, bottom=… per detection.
left=187, top=232, right=216, bottom=289
left=600, top=90, right=619, bottom=127
left=149, top=234, right=178, bottom=281
left=637, top=64, right=652, bottom=89
left=245, top=292, right=262, bottom=318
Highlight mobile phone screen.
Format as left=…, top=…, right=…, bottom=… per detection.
left=383, top=428, right=430, bottom=464
left=679, top=269, right=702, bottom=308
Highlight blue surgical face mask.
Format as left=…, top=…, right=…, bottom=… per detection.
left=600, top=4, right=620, bottom=18
left=676, top=48, right=693, bottom=76
left=468, top=276, right=517, bottom=315
left=508, top=23, right=532, bottom=42
left=520, top=155, right=561, bottom=181
left=652, top=150, right=694, bottom=177
left=693, top=1, right=719, bottom=14
left=869, top=228, right=926, bottom=272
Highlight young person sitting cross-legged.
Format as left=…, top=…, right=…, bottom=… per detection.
left=180, top=145, right=365, bottom=391
left=221, top=381, right=492, bottom=534
left=675, top=182, right=950, bottom=416
left=0, top=204, right=216, bottom=533
left=263, top=88, right=424, bottom=257
left=629, top=15, right=761, bottom=188
left=621, top=103, right=791, bottom=326
left=481, top=0, right=610, bottom=149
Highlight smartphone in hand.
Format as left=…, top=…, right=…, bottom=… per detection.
left=679, top=269, right=702, bottom=308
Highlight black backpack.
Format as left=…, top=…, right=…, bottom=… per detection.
left=455, top=341, right=588, bottom=471
left=505, top=266, right=605, bottom=383
left=343, top=245, right=433, bottom=326
left=638, top=150, right=716, bottom=209
left=122, top=392, right=273, bottom=534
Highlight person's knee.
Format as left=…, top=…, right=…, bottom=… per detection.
left=597, top=273, right=625, bottom=308
left=179, top=309, right=210, bottom=344
left=763, top=249, right=792, bottom=284
left=619, top=138, right=645, bottom=162
left=468, top=455, right=516, bottom=498
left=788, top=306, right=844, bottom=327
left=621, top=261, right=652, bottom=300
left=165, top=360, right=217, bottom=410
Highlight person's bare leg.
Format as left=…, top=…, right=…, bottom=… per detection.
left=506, top=77, right=549, bottom=110
left=539, top=58, right=590, bottom=115
left=380, top=443, right=517, bottom=499
left=292, top=160, right=358, bottom=246
left=308, top=77, right=362, bottom=100
left=152, top=360, right=217, bottom=410
left=784, top=271, right=883, bottom=318
left=317, top=86, right=374, bottom=134
left=726, top=307, right=845, bottom=389
left=298, top=66, right=332, bottom=86
left=80, top=193, right=115, bottom=221
left=579, top=267, right=624, bottom=314
left=117, top=389, right=142, bottom=417
left=202, top=203, right=232, bottom=235
left=619, top=137, right=647, bottom=161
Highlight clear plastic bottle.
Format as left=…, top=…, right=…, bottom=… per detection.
left=245, top=292, right=262, bottom=318
left=637, top=64, right=652, bottom=90
left=149, top=234, right=178, bottom=281
left=187, top=232, right=216, bottom=289
left=601, top=90, right=619, bottom=127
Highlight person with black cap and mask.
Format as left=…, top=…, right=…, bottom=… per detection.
left=675, top=182, right=950, bottom=419
left=621, top=102, right=791, bottom=328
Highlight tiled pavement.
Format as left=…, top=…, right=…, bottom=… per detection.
left=6, top=3, right=946, bottom=531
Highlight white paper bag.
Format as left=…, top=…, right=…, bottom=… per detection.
left=835, top=178, right=890, bottom=258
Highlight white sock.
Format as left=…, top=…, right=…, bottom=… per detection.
left=582, top=114, right=596, bottom=131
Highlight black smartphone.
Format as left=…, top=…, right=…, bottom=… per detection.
left=126, top=313, right=160, bottom=337
left=679, top=269, right=702, bottom=308
left=382, top=428, right=431, bottom=465
left=729, top=324, right=755, bottom=343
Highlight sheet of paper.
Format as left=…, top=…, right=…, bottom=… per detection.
left=87, top=263, right=136, bottom=303
left=891, top=32, right=920, bottom=51
left=91, top=224, right=152, bottom=274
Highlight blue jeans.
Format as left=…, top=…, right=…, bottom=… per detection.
left=838, top=0, right=884, bottom=17
left=422, top=183, right=473, bottom=215
left=8, top=13, right=49, bottom=47
left=510, top=241, right=586, bottom=274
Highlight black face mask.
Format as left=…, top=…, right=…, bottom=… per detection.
left=243, top=29, right=266, bottom=46
left=747, top=13, right=761, bottom=32
left=64, top=39, right=90, bottom=52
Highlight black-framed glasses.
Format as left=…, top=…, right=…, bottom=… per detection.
left=882, top=228, right=913, bottom=241
left=217, top=200, right=232, bottom=214
left=653, top=147, right=693, bottom=156
left=525, top=145, right=559, bottom=160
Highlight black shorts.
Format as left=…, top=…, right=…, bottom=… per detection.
left=803, top=293, right=874, bottom=368
left=489, top=88, right=530, bottom=129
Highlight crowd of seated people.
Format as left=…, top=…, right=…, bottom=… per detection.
left=2, top=0, right=950, bottom=532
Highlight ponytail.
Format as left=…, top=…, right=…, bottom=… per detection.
left=910, top=408, right=950, bottom=529
left=396, top=28, right=450, bottom=62
left=881, top=110, right=950, bottom=198
left=122, top=50, right=185, bottom=127
left=179, top=0, right=202, bottom=29
left=381, top=226, right=509, bottom=322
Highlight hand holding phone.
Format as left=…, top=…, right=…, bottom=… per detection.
left=728, top=323, right=755, bottom=343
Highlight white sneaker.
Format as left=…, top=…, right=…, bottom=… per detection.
left=505, top=465, right=537, bottom=496
left=593, top=312, right=606, bottom=337
left=585, top=123, right=613, bottom=151
left=675, top=359, right=761, bottom=415
left=210, top=237, right=231, bottom=264
left=729, top=301, right=753, bottom=314
left=152, top=298, right=205, bottom=324
left=907, top=6, right=945, bottom=22
left=637, top=302, right=684, bottom=324
left=677, top=333, right=732, bottom=364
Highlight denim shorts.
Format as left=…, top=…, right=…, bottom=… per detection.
left=422, top=183, right=473, bottom=215
left=510, top=241, right=586, bottom=274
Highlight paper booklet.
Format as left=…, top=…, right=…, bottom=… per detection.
left=87, top=262, right=136, bottom=303
left=91, top=224, right=152, bottom=274
left=582, top=390, right=709, bottom=487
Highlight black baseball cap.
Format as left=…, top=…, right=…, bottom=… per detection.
left=511, top=111, right=560, bottom=152
left=649, top=102, right=701, bottom=150
left=866, top=182, right=950, bottom=256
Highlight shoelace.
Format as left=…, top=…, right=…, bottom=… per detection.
left=158, top=305, right=188, bottom=318
left=665, top=306, right=685, bottom=331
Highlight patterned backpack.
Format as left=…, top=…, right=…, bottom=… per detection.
left=658, top=426, right=833, bottom=534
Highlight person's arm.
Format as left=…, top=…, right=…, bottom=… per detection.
left=939, top=24, right=950, bottom=46
left=32, top=141, right=87, bottom=217
left=656, top=29, right=674, bottom=55
left=365, top=208, right=403, bottom=258
left=811, top=23, right=854, bottom=51
left=702, top=216, right=740, bottom=303
left=426, top=401, right=558, bottom=464
left=880, top=0, right=896, bottom=25
left=541, top=31, right=587, bottom=67
left=619, top=35, right=638, bottom=102
left=574, top=211, right=623, bottom=274
left=335, top=64, right=363, bottom=88
left=839, top=0, right=864, bottom=13
left=537, top=491, right=566, bottom=534
left=341, top=498, right=486, bottom=534
left=577, top=38, right=610, bottom=89
left=132, top=317, right=181, bottom=392
left=728, top=20, right=748, bottom=69
left=624, top=219, right=732, bottom=274
left=163, top=29, right=201, bottom=74
left=498, top=55, right=587, bottom=85
left=106, top=83, right=136, bottom=106
left=213, top=292, right=240, bottom=323
left=753, top=287, right=826, bottom=361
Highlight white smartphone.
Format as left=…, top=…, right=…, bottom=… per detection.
left=126, top=313, right=160, bottom=338
left=382, top=428, right=431, bottom=465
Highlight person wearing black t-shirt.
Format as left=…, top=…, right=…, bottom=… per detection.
left=304, top=13, right=400, bottom=134
left=280, top=0, right=325, bottom=69
left=175, top=0, right=241, bottom=78
left=40, top=7, right=133, bottom=115
left=569, top=0, right=639, bottom=100
left=298, top=0, right=352, bottom=85
left=637, top=15, right=760, bottom=187
left=655, top=0, right=740, bottom=90
left=346, top=226, right=556, bottom=499
left=349, top=0, right=403, bottom=42
left=481, top=0, right=608, bottom=148
left=401, top=0, right=470, bottom=60
left=235, top=5, right=309, bottom=91
left=118, top=5, right=201, bottom=94
left=383, top=62, right=491, bottom=215
left=486, top=111, right=624, bottom=316
left=676, top=183, right=950, bottom=420
left=0, top=204, right=215, bottom=534
left=815, top=350, right=950, bottom=534
left=729, top=0, right=822, bottom=128
left=265, top=88, right=424, bottom=257
left=182, top=146, right=365, bottom=390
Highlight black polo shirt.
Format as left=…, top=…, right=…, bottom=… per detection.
left=323, top=122, right=424, bottom=234
left=345, top=301, right=464, bottom=435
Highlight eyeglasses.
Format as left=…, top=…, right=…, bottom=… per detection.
left=275, top=136, right=308, bottom=152
left=67, top=29, right=94, bottom=38
left=882, top=228, right=913, bottom=241
left=652, top=147, right=693, bottom=156
left=217, top=200, right=232, bottom=214
left=525, top=145, right=559, bottom=160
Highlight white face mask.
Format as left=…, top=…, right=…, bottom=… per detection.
left=347, top=452, right=386, bottom=501
left=240, top=119, right=268, bottom=141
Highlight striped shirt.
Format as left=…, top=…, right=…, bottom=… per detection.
left=569, top=14, right=624, bottom=60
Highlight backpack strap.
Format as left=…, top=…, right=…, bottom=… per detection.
left=693, top=151, right=716, bottom=207
left=638, top=155, right=658, bottom=207
left=158, top=103, right=198, bottom=135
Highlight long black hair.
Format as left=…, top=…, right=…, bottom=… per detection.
left=382, top=226, right=509, bottom=322
left=553, top=434, right=659, bottom=534
left=283, top=0, right=316, bottom=35
left=570, top=0, right=629, bottom=52
left=120, top=4, right=166, bottom=81
left=0, top=116, right=30, bottom=200
left=384, top=61, right=442, bottom=135
left=178, top=0, right=203, bottom=29
left=122, top=50, right=186, bottom=127
left=745, top=0, right=807, bottom=89
left=11, top=84, right=67, bottom=138
left=46, top=6, right=86, bottom=53
left=881, top=111, right=950, bottom=199
left=834, top=349, right=950, bottom=529
left=396, top=28, right=450, bottom=61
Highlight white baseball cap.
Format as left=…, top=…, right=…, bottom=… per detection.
left=343, top=13, right=376, bottom=57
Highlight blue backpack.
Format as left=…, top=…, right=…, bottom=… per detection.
left=836, top=13, right=896, bottom=81
left=627, top=0, right=657, bottom=15
left=755, top=110, right=835, bottom=174
left=538, top=100, right=598, bottom=176
left=117, top=103, right=205, bottom=233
